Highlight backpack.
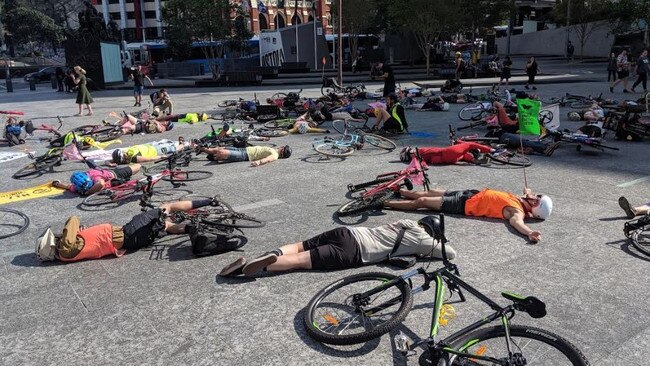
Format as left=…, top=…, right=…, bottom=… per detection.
left=188, top=225, right=244, bottom=257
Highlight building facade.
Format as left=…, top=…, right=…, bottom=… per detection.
left=90, top=0, right=334, bottom=42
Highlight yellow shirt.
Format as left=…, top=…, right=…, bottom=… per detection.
left=125, top=144, right=158, bottom=160
left=246, top=146, right=278, bottom=161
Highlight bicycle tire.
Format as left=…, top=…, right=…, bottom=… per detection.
left=13, top=155, right=61, bottom=179
left=0, top=208, right=30, bottom=240
left=363, top=134, right=397, bottom=150
left=570, top=101, right=593, bottom=109
left=271, top=92, right=287, bottom=101
left=202, top=212, right=266, bottom=229
left=489, top=151, right=532, bottom=167
left=264, top=119, right=294, bottom=129
left=331, top=120, right=348, bottom=134
left=253, top=128, right=288, bottom=138
left=82, top=188, right=136, bottom=207
left=336, top=190, right=394, bottom=216
left=444, top=325, right=590, bottom=366
left=458, top=103, right=485, bottom=121
left=161, top=170, right=213, bottom=182
left=218, top=100, right=237, bottom=108
left=314, top=142, right=355, bottom=157
left=631, top=228, right=650, bottom=257
left=303, top=272, right=413, bottom=345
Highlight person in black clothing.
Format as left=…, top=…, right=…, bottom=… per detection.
left=632, top=49, right=649, bottom=93
left=607, top=52, right=617, bottom=82
left=372, top=62, right=396, bottom=97
left=64, top=69, right=75, bottom=92
left=524, top=56, right=539, bottom=90
left=373, top=93, right=408, bottom=132
left=567, top=41, right=575, bottom=63
left=129, top=65, right=154, bottom=107
left=55, top=67, right=65, bottom=92
left=498, top=56, right=512, bottom=89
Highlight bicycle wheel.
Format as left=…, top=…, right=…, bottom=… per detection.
left=82, top=188, right=135, bottom=207
left=446, top=325, right=590, bottom=366
left=489, top=151, right=532, bottom=167
left=218, top=100, right=237, bottom=108
left=13, top=155, right=61, bottom=179
left=458, top=103, right=486, bottom=121
left=271, top=92, right=287, bottom=101
left=303, top=272, right=413, bottom=345
left=542, top=97, right=562, bottom=105
left=631, top=228, right=650, bottom=257
left=202, top=212, right=266, bottom=229
left=336, top=190, right=393, bottom=216
left=363, top=133, right=397, bottom=150
left=314, top=142, right=355, bottom=157
left=264, top=119, right=293, bottom=129
left=90, top=127, right=124, bottom=142
left=332, top=120, right=348, bottom=134
left=0, top=208, right=30, bottom=239
left=162, top=170, right=213, bottom=182
left=253, top=128, right=288, bottom=138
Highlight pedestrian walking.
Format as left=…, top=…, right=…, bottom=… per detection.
left=632, top=49, right=649, bottom=93
left=498, top=56, right=512, bottom=89
left=567, top=41, right=575, bottom=63
left=129, top=65, right=154, bottom=107
left=73, top=66, right=93, bottom=116
left=55, top=67, right=65, bottom=92
left=524, top=56, right=539, bottom=90
left=607, top=52, right=617, bottom=82
left=610, top=49, right=631, bottom=93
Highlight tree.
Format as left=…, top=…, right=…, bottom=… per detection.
left=163, top=0, right=234, bottom=79
left=554, top=0, right=611, bottom=59
left=331, top=0, right=378, bottom=66
left=459, top=0, right=509, bottom=39
left=2, top=6, right=63, bottom=58
left=23, top=0, right=82, bottom=30
left=389, top=0, right=459, bottom=75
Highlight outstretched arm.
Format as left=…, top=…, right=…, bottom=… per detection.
left=507, top=210, right=541, bottom=243
left=250, top=156, right=276, bottom=167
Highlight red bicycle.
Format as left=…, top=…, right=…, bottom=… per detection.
left=336, top=148, right=430, bottom=216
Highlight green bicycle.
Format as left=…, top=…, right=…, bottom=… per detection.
left=304, top=214, right=589, bottom=365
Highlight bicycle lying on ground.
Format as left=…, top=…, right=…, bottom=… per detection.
left=542, top=92, right=605, bottom=109
left=0, top=208, right=30, bottom=240
left=624, top=214, right=650, bottom=257
left=312, top=119, right=396, bottom=158
left=336, top=148, right=430, bottom=216
left=303, top=214, right=590, bottom=365
left=602, top=105, right=650, bottom=141
left=449, top=126, right=532, bottom=167
left=321, top=77, right=366, bottom=98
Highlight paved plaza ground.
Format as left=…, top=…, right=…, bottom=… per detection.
left=0, top=59, right=648, bottom=365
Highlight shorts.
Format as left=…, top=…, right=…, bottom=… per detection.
left=134, top=86, right=145, bottom=95
left=303, top=227, right=363, bottom=270
left=618, top=70, right=630, bottom=79
left=151, top=140, right=177, bottom=155
left=207, top=147, right=249, bottom=163
left=440, top=190, right=479, bottom=215
left=111, top=166, right=134, bottom=184
left=383, top=117, right=403, bottom=131
left=122, top=208, right=166, bottom=250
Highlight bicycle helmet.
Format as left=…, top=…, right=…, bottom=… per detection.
left=112, top=149, right=125, bottom=164
left=568, top=112, right=581, bottom=121
left=279, top=145, right=292, bottom=159
left=70, top=171, right=93, bottom=193
left=296, top=121, right=309, bottom=134
left=417, top=215, right=445, bottom=242
left=35, top=228, right=57, bottom=262
left=399, top=146, right=412, bottom=163
left=442, top=102, right=450, bottom=111
left=455, top=51, right=462, bottom=57
left=531, top=195, right=553, bottom=220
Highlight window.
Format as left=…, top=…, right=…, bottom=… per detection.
left=109, top=12, right=121, bottom=20
left=144, top=0, right=156, bottom=2
left=145, top=28, right=159, bottom=39
left=126, top=0, right=134, bottom=3
left=144, top=11, right=157, bottom=19
left=127, top=12, right=135, bottom=20
left=108, top=0, right=119, bottom=4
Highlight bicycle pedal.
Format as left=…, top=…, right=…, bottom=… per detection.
left=393, top=332, right=412, bottom=354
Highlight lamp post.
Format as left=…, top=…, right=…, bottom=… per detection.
left=337, top=0, right=342, bottom=86
left=565, top=0, right=571, bottom=58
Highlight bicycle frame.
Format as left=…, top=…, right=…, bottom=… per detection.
left=313, top=133, right=363, bottom=151
left=359, top=164, right=429, bottom=199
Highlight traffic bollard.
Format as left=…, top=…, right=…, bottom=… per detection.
left=29, top=77, right=36, bottom=91
left=5, top=77, right=12, bottom=92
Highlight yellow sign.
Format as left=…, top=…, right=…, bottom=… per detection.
left=0, top=182, right=65, bottom=205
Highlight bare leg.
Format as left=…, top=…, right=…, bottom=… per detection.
left=384, top=196, right=443, bottom=211
left=267, top=251, right=312, bottom=271
left=164, top=221, right=186, bottom=234
left=159, top=200, right=194, bottom=213
left=77, top=104, right=82, bottom=115
left=636, top=204, right=650, bottom=215
left=128, top=163, right=142, bottom=175
left=277, top=242, right=305, bottom=255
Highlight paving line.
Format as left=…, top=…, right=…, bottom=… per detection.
left=617, top=176, right=650, bottom=188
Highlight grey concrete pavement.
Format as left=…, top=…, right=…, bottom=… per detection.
left=0, top=65, right=648, bottom=365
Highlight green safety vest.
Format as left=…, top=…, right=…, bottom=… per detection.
left=390, top=103, right=403, bottom=130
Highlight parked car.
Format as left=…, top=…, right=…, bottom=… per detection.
left=23, top=66, right=63, bottom=82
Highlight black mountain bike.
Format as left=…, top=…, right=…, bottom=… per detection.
left=624, top=214, right=650, bottom=257
left=304, top=214, right=589, bottom=365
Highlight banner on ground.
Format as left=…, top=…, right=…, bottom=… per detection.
left=0, top=182, right=65, bottom=205
left=0, top=151, right=32, bottom=164
left=517, top=98, right=542, bottom=136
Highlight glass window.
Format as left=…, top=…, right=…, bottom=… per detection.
left=109, top=12, right=121, bottom=20
left=127, top=12, right=135, bottom=20
left=144, top=11, right=157, bottom=19
left=108, top=0, right=119, bottom=4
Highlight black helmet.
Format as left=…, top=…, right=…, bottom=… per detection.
left=418, top=215, right=444, bottom=242
left=279, top=145, right=292, bottom=159
left=112, top=149, right=125, bottom=164
left=387, top=92, right=398, bottom=102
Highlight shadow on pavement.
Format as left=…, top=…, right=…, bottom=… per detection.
left=11, top=252, right=44, bottom=268
left=605, top=239, right=650, bottom=263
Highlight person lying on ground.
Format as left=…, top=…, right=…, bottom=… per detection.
left=52, top=164, right=142, bottom=196
left=115, top=113, right=174, bottom=134
left=35, top=198, right=218, bottom=263
left=499, top=132, right=561, bottom=156
left=399, top=142, right=495, bottom=165
left=3, top=116, right=26, bottom=146
left=619, top=196, right=650, bottom=219
left=384, top=187, right=552, bottom=243
left=197, top=145, right=292, bottom=167
left=567, top=103, right=605, bottom=122
left=219, top=216, right=457, bottom=277
left=439, top=93, right=469, bottom=104
left=404, top=96, right=451, bottom=111
left=92, top=138, right=189, bottom=166
left=372, top=93, right=408, bottom=133
left=289, top=113, right=330, bottom=134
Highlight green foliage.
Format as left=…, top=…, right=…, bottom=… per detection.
left=3, top=6, right=63, bottom=46
left=331, top=0, right=378, bottom=60
left=458, top=0, right=510, bottom=36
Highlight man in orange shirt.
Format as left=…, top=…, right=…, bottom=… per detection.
left=384, top=187, right=552, bottom=243
left=35, top=198, right=217, bottom=262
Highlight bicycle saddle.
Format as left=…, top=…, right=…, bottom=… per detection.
left=502, top=292, right=547, bottom=319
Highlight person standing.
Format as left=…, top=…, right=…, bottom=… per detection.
left=372, top=62, right=395, bottom=97
left=498, top=56, right=512, bottom=89
left=610, top=49, right=631, bottom=93
left=73, top=66, right=93, bottom=116
left=55, top=67, right=65, bottom=92
left=632, top=49, right=649, bottom=93
left=566, top=41, right=575, bottom=63
left=455, top=51, right=466, bottom=81
left=524, top=56, right=539, bottom=90
left=607, top=52, right=618, bottom=82
left=130, top=65, right=154, bottom=107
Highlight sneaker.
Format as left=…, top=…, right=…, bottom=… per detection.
left=242, top=253, right=278, bottom=276
left=473, top=153, right=490, bottom=165
left=133, top=102, right=138, bottom=107
left=543, top=142, right=561, bottom=156
left=618, top=196, right=637, bottom=219
left=219, top=257, right=247, bottom=277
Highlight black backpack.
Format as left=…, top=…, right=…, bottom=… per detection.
left=188, top=225, right=245, bottom=256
